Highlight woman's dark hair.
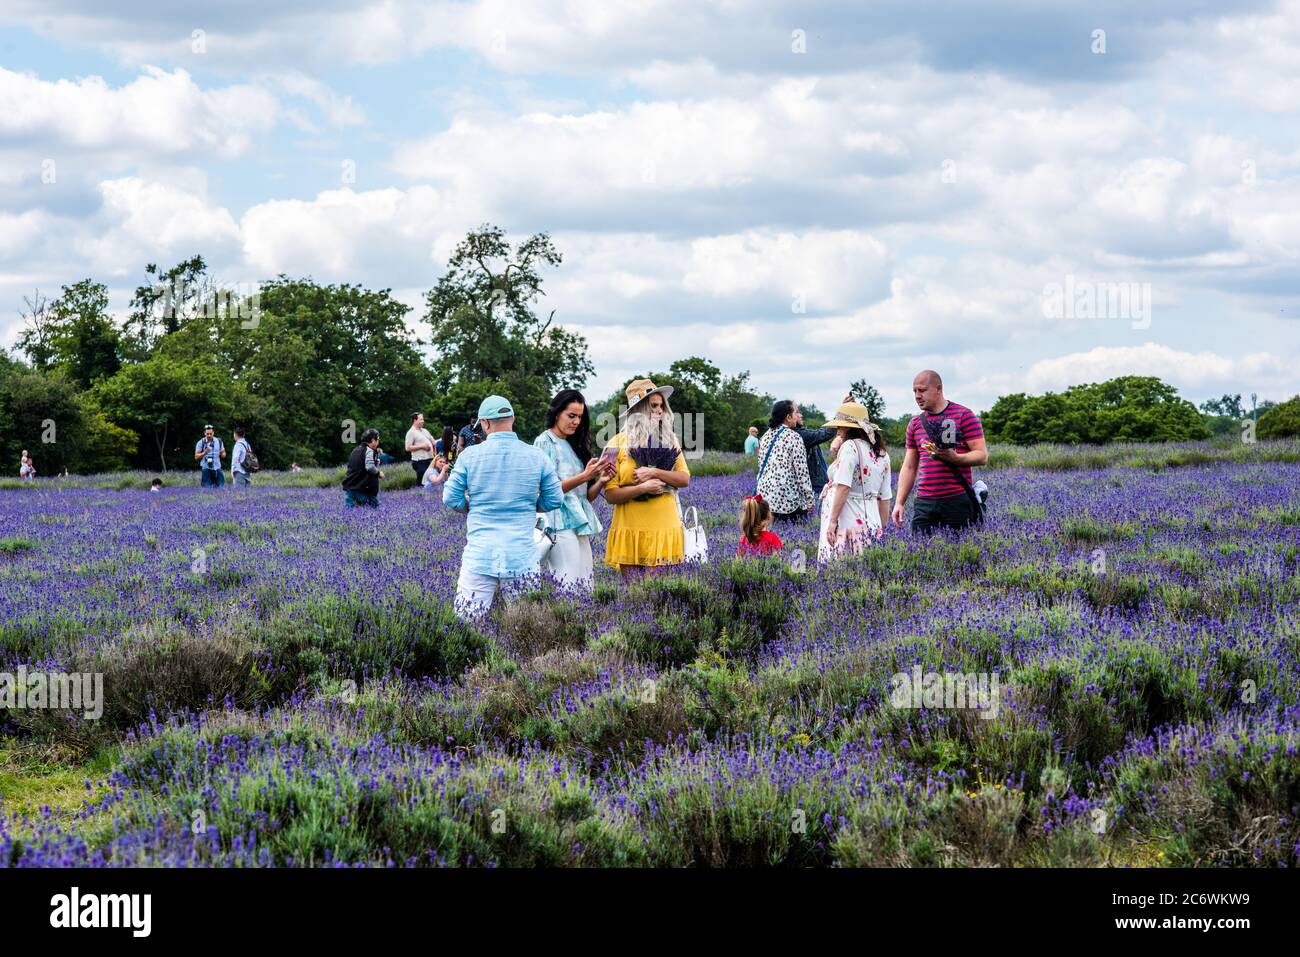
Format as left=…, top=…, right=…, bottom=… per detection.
left=360, top=428, right=380, bottom=445
left=441, top=426, right=454, bottom=453
left=842, top=426, right=887, bottom=457
left=769, top=399, right=796, bottom=430
left=547, top=389, right=592, bottom=463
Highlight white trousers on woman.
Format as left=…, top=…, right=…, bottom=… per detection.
left=543, top=530, right=594, bottom=592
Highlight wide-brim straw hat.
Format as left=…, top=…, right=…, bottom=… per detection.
left=624, top=378, right=674, bottom=411
left=823, top=401, right=877, bottom=431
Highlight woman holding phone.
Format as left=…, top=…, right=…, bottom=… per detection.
left=534, top=389, right=614, bottom=592
left=602, top=379, right=691, bottom=578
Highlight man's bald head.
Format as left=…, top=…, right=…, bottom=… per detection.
left=912, top=370, right=945, bottom=413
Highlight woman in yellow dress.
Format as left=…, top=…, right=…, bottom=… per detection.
left=602, top=379, right=691, bottom=577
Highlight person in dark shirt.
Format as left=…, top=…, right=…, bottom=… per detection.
left=458, top=414, right=485, bottom=450
left=342, top=429, right=384, bottom=507
left=797, top=421, right=837, bottom=495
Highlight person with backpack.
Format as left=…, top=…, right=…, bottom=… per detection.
left=342, top=428, right=384, bottom=507
left=892, top=370, right=988, bottom=535
left=818, top=401, right=892, bottom=561
left=231, top=427, right=258, bottom=486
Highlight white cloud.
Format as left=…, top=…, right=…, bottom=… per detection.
left=240, top=186, right=443, bottom=278
left=268, top=72, right=367, bottom=127
left=977, top=343, right=1293, bottom=398
left=79, top=178, right=241, bottom=274
left=3, top=0, right=1298, bottom=415
left=1182, top=0, right=1300, bottom=113
left=0, top=210, right=56, bottom=260
left=683, top=230, right=890, bottom=310
left=0, top=66, right=277, bottom=158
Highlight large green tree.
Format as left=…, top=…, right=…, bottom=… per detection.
left=15, top=280, right=121, bottom=388
left=0, top=361, right=135, bottom=474
left=249, top=277, right=436, bottom=463
left=983, top=376, right=1211, bottom=445
left=123, top=255, right=213, bottom=360
left=117, top=273, right=435, bottom=467
left=593, top=357, right=773, bottom=452
left=92, top=355, right=240, bottom=471
left=1258, top=396, right=1300, bottom=439
left=423, top=226, right=593, bottom=428
left=848, top=380, right=886, bottom=423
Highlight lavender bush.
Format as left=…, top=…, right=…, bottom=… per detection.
left=1, top=446, right=1298, bottom=867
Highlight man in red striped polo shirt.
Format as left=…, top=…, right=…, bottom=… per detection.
left=892, top=370, right=988, bottom=535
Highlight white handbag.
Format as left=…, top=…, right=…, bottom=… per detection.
left=534, top=516, right=556, bottom=563
left=679, top=499, right=708, bottom=563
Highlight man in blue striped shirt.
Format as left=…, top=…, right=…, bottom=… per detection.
left=443, top=395, right=564, bottom=615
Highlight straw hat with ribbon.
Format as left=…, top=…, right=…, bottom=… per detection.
left=823, top=400, right=881, bottom=438
left=624, top=378, right=674, bottom=412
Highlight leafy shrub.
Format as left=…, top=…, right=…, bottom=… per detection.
left=497, top=598, right=586, bottom=659
left=1079, top=572, right=1149, bottom=611
left=0, top=537, right=36, bottom=555
left=616, top=561, right=798, bottom=668
left=1257, top=396, right=1300, bottom=440
left=1105, top=721, right=1300, bottom=867
left=12, top=622, right=269, bottom=749
left=261, top=593, right=491, bottom=688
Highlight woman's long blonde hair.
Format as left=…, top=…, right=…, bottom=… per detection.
left=623, top=398, right=680, bottom=450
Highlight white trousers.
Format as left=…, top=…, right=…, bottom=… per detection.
left=542, top=530, right=594, bottom=592
left=455, top=566, right=519, bottom=616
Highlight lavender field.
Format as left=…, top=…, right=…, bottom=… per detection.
left=2, top=448, right=1299, bottom=867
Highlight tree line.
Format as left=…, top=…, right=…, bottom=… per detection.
left=3, top=224, right=1297, bottom=474
left=982, top=378, right=1296, bottom=445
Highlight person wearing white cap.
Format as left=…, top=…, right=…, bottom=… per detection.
left=194, top=424, right=226, bottom=488
left=442, top=394, right=565, bottom=614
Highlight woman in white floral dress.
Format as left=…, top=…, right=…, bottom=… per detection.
left=818, top=401, right=892, bottom=562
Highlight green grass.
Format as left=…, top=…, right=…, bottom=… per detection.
left=0, top=537, right=37, bottom=555
left=0, top=738, right=118, bottom=817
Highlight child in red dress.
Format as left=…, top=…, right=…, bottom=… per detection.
left=736, top=494, right=783, bottom=557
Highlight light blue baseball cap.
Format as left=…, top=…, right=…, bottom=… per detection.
left=477, top=395, right=515, bottom=420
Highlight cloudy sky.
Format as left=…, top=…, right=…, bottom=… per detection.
left=2, top=0, right=1297, bottom=417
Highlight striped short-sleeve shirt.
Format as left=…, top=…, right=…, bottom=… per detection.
left=905, top=401, right=984, bottom=500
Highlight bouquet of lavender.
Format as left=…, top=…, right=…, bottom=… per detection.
left=629, top=442, right=679, bottom=500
